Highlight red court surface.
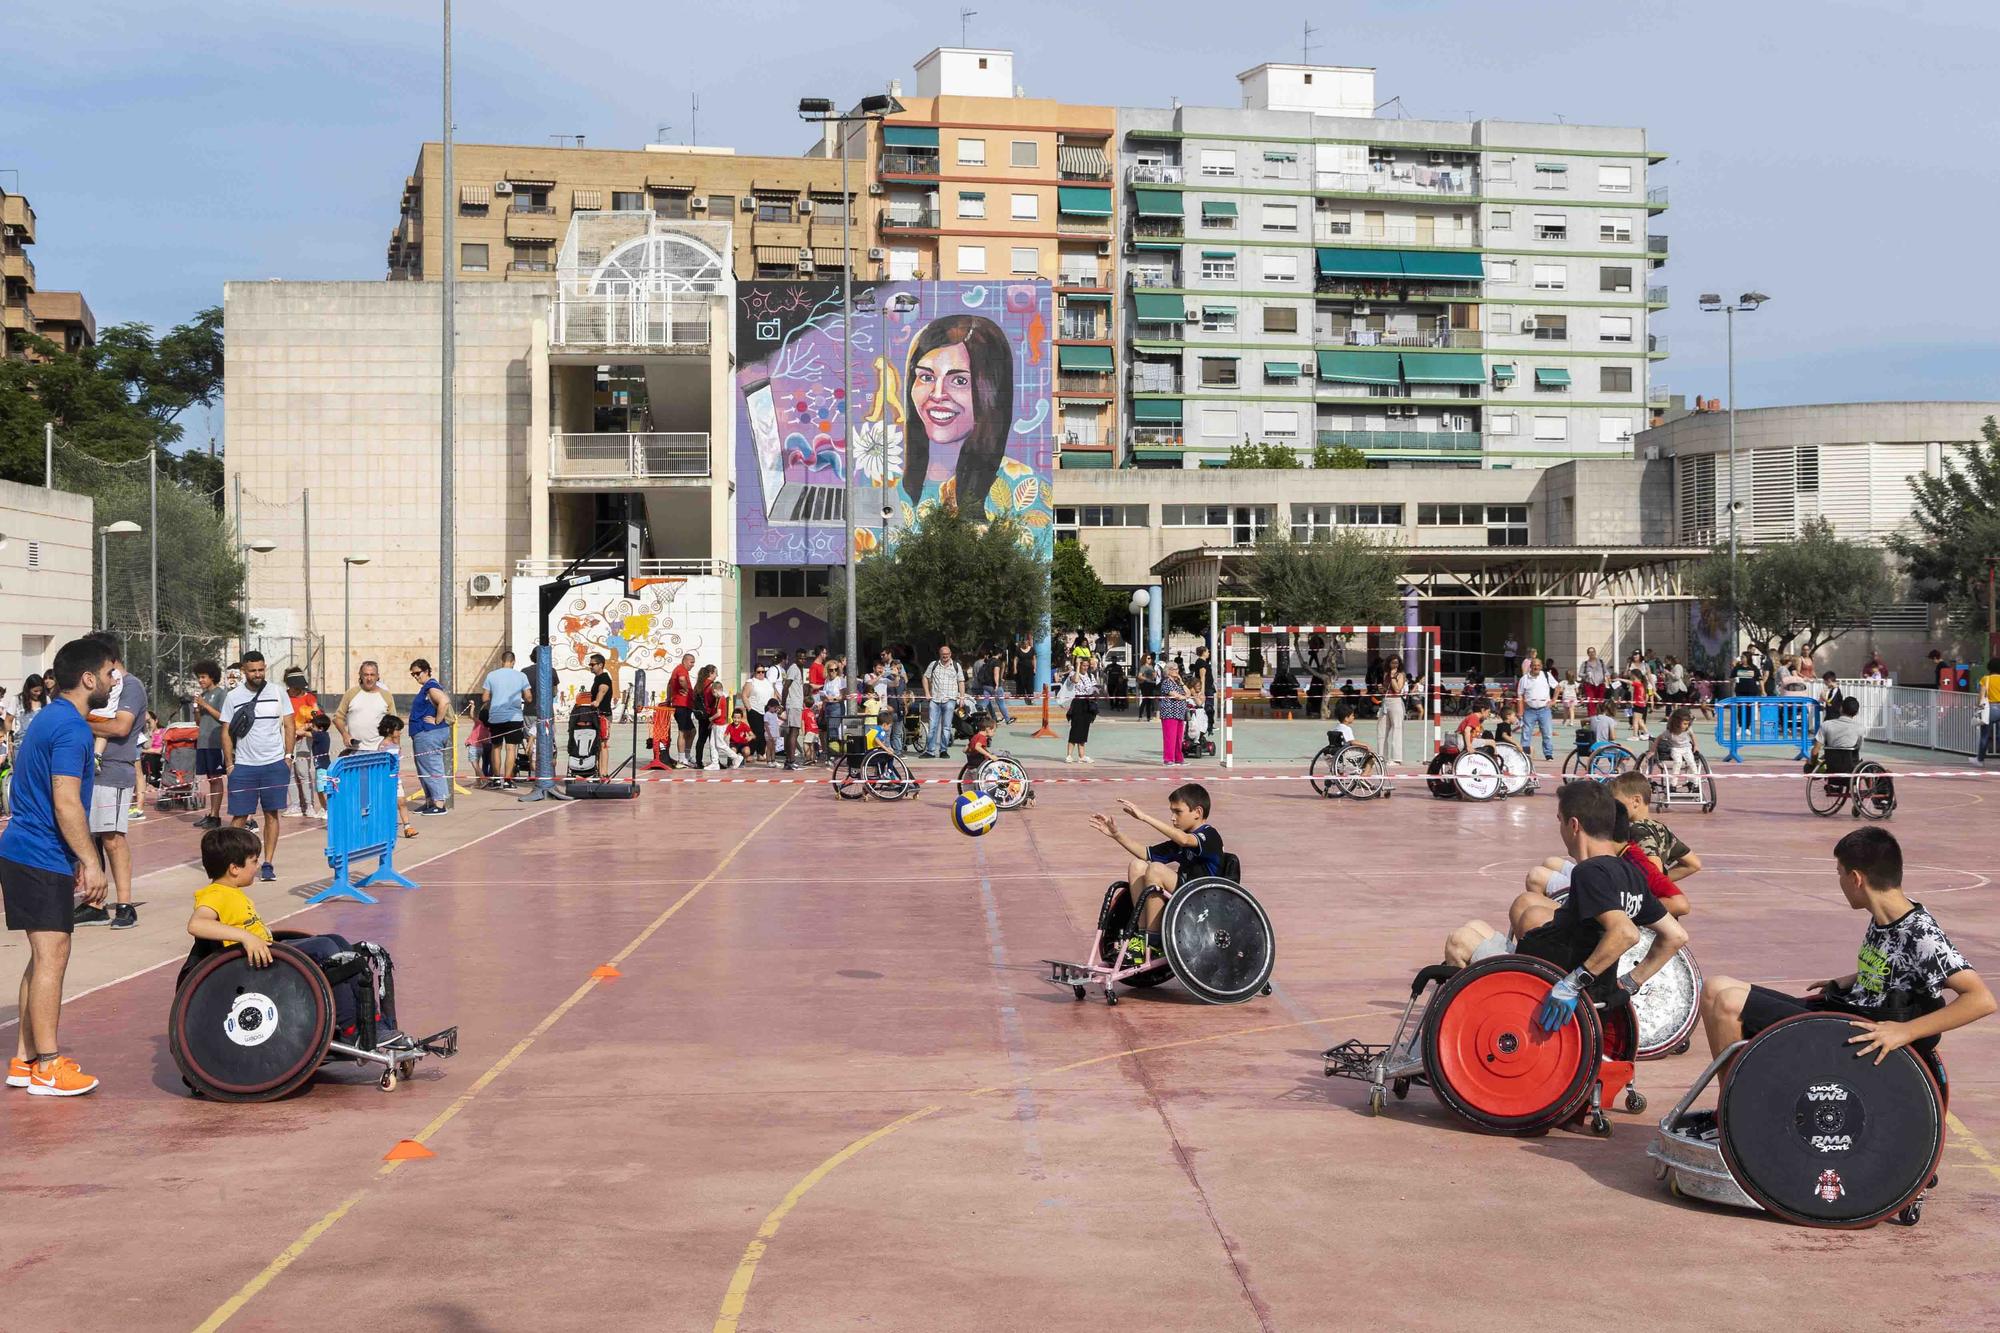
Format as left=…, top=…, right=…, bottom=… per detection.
left=5, top=757, right=1999, bottom=1333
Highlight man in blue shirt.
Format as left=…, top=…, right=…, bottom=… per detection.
left=1, top=637, right=113, bottom=1097
left=480, top=650, right=532, bottom=790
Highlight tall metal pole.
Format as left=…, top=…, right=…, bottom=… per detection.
left=439, top=0, right=458, bottom=702
left=840, top=120, right=856, bottom=661
left=1725, top=306, right=1738, bottom=656
left=148, top=450, right=160, bottom=697
left=44, top=421, right=53, bottom=489
left=301, top=487, right=314, bottom=681
left=234, top=474, right=245, bottom=656
left=344, top=561, right=353, bottom=691
left=98, top=529, right=107, bottom=627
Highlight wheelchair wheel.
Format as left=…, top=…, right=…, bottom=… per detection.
left=1425, top=749, right=1460, bottom=798
left=1452, top=749, right=1502, bottom=802
left=1804, top=764, right=1844, bottom=817
left=1421, top=955, right=1602, bottom=1135
left=1693, top=752, right=1718, bottom=813
left=1160, top=877, right=1275, bottom=1005
left=862, top=749, right=914, bottom=800
left=1853, top=761, right=1896, bottom=820
left=1307, top=745, right=1343, bottom=798
left=1094, top=883, right=1172, bottom=987
left=1490, top=742, right=1533, bottom=797
left=1331, top=743, right=1386, bottom=800
left=1718, top=1012, right=1945, bottom=1228
left=1585, top=744, right=1637, bottom=780
left=1560, top=750, right=1591, bottom=783
left=1619, top=933, right=1703, bottom=1060
left=170, top=943, right=335, bottom=1103
left=832, top=754, right=867, bottom=800
left=973, top=756, right=1031, bottom=810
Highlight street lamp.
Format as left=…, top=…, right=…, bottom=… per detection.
left=238, top=537, right=278, bottom=659
left=343, top=556, right=371, bottom=685
left=1129, top=588, right=1151, bottom=666
left=799, top=90, right=906, bottom=661
left=97, top=520, right=142, bottom=626
left=1697, top=290, right=1769, bottom=658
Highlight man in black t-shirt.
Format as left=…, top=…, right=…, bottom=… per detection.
left=586, top=654, right=615, bottom=778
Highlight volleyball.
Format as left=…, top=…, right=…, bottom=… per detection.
left=952, top=791, right=1000, bottom=837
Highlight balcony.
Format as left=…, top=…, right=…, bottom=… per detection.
left=1648, top=383, right=1671, bottom=406
left=1648, top=233, right=1669, bottom=256
left=1315, top=220, right=1482, bottom=248
left=1, top=304, right=31, bottom=333
left=508, top=259, right=554, bottom=273
left=1314, top=169, right=1475, bottom=199
left=1056, top=213, right=1112, bottom=236
left=517, top=556, right=727, bottom=579
left=549, top=432, right=711, bottom=483
left=1316, top=429, right=1482, bottom=455
left=1056, top=268, right=1107, bottom=289
left=1, top=250, right=33, bottom=286
left=504, top=210, right=562, bottom=243
left=1059, top=316, right=1108, bottom=341
left=1647, top=285, right=1669, bottom=306
left=1127, top=267, right=1178, bottom=289
left=880, top=209, right=941, bottom=231
left=508, top=201, right=555, bottom=215
left=1320, top=328, right=1481, bottom=350
left=1056, top=372, right=1116, bottom=398
left=552, top=296, right=710, bottom=351
left=880, top=152, right=940, bottom=177
left=1648, top=334, right=1669, bottom=357
left=1129, top=426, right=1187, bottom=448
left=1130, top=218, right=1181, bottom=240
left=1314, top=277, right=1481, bottom=301
left=1126, top=164, right=1184, bottom=184
left=1, top=194, right=37, bottom=243
left=1647, top=185, right=1670, bottom=209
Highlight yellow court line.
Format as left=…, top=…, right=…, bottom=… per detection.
left=194, top=787, right=804, bottom=1333
left=713, top=1008, right=1383, bottom=1332
left=1946, top=1112, right=2000, bottom=1183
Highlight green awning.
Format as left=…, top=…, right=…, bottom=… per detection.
left=1398, top=351, right=1486, bottom=385
left=1058, top=345, right=1114, bottom=371
left=1063, top=291, right=1111, bottom=303
left=882, top=126, right=939, bottom=148
left=1200, top=249, right=1236, bottom=259
left=1535, top=367, right=1572, bottom=387
left=1398, top=251, right=1485, bottom=280
left=1200, top=200, right=1238, bottom=217
left=1132, top=241, right=1181, bottom=251
left=1132, top=398, right=1183, bottom=423
left=1201, top=304, right=1236, bottom=316
left=1264, top=361, right=1301, bottom=377
left=1057, top=186, right=1114, bottom=216
left=1263, top=149, right=1298, bottom=163
left=1317, top=247, right=1403, bottom=278
left=1133, top=188, right=1182, bottom=217
left=1491, top=363, right=1517, bottom=382
left=1058, top=451, right=1114, bottom=469
left=1133, top=292, right=1186, bottom=322
left=1534, top=161, right=1567, bottom=172
left=1317, top=350, right=1401, bottom=386
left=1134, top=447, right=1185, bottom=460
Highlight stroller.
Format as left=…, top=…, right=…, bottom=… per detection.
left=566, top=705, right=603, bottom=778
left=1184, top=703, right=1216, bottom=758
left=153, top=725, right=203, bottom=811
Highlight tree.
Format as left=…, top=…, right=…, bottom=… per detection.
left=1223, top=440, right=1302, bottom=469
left=829, top=508, right=1049, bottom=661
left=1247, top=529, right=1402, bottom=627
left=1888, top=415, right=2000, bottom=634
left=1050, top=538, right=1114, bottom=631
left=1311, top=441, right=1368, bottom=469
left=1689, top=516, right=1893, bottom=659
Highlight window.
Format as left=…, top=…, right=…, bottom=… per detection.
left=1533, top=416, right=1568, bottom=442
left=1056, top=504, right=1149, bottom=528
left=1490, top=413, right=1516, bottom=435
left=1600, top=265, right=1634, bottom=293
left=1231, top=505, right=1274, bottom=544
left=1200, top=408, right=1239, bottom=437
left=1600, top=366, right=1634, bottom=392
left=611, top=191, right=644, bottom=211
left=957, top=244, right=987, bottom=273
left=1293, top=503, right=1404, bottom=538
left=1598, top=165, right=1633, bottom=193
left=1419, top=504, right=1483, bottom=525
left=1262, top=409, right=1299, bottom=438
left=1010, top=140, right=1038, bottom=168
left=1261, top=203, right=1299, bottom=232
left=958, top=137, right=987, bottom=166
left=1200, top=356, right=1239, bottom=385
left=1011, top=193, right=1038, bottom=220
left=1486, top=504, right=1529, bottom=546
left=1011, top=247, right=1038, bottom=274
left=1200, top=254, right=1236, bottom=280
left=1262, top=305, right=1298, bottom=334
left=1199, top=148, right=1237, bottom=177
left=1490, top=156, right=1513, bottom=181
left=706, top=196, right=731, bottom=216
left=1262, top=254, right=1298, bottom=282
left=1532, top=263, right=1566, bottom=290
left=1201, top=203, right=1237, bottom=230
left=1490, top=309, right=1515, bottom=334
left=1600, top=216, right=1633, bottom=243
left=756, top=196, right=796, bottom=223
left=957, top=191, right=986, bottom=218
left=1163, top=504, right=1232, bottom=527
left=1265, top=361, right=1300, bottom=384
left=1200, top=305, right=1237, bottom=332
left=654, top=191, right=691, bottom=219
left=1599, top=315, right=1634, bottom=343
left=1532, top=212, right=1567, bottom=240
left=1530, top=313, right=1568, bottom=341
left=509, top=243, right=550, bottom=272
left=809, top=190, right=852, bottom=221
left=1534, top=163, right=1567, bottom=189
left=1536, top=368, right=1569, bottom=394
left=1262, top=149, right=1299, bottom=179
left=1490, top=209, right=1512, bottom=231
left=1488, top=259, right=1517, bottom=283
left=1599, top=417, right=1635, bottom=444
left=460, top=242, right=488, bottom=272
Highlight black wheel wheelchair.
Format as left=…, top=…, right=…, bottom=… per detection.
left=1307, top=731, right=1391, bottom=800
left=1805, top=750, right=1895, bottom=820
left=169, top=933, right=456, bottom=1101
left=1643, top=747, right=1718, bottom=813
left=1046, top=853, right=1276, bottom=1006
left=1424, top=735, right=1531, bottom=801
left=956, top=752, right=1032, bottom=810
left=830, top=727, right=918, bottom=801
left=1561, top=728, right=1638, bottom=783
left=1650, top=1012, right=1946, bottom=1227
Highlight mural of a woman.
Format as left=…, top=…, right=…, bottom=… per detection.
left=902, top=315, right=1012, bottom=516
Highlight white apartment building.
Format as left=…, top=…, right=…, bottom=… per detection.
left=0, top=479, right=93, bottom=686
left=1115, top=63, right=1665, bottom=472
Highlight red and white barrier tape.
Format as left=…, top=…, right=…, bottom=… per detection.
left=573, top=766, right=1998, bottom=788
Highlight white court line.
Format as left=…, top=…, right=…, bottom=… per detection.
left=0, top=803, right=562, bottom=1032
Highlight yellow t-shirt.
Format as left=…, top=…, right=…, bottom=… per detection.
left=1982, top=673, right=2000, bottom=704
left=192, top=882, right=273, bottom=945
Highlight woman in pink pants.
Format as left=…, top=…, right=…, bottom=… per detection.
left=1157, top=662, right=1192, bottom=764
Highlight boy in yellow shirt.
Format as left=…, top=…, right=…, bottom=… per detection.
left=188, top=826, right=400, bottom=1044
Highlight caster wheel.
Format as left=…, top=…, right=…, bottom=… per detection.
left=1672, top=1039, right=1691, bottom=1057
left=1392, top=1078, right=1411, bottom=1101
left=400, top=1060, right=418, bottom=1082
left=1652, top=1159, right=1668, bottom=1182
left=1668, top=1175, right=1684, bottom=1198
left=1105, top=991, right=1118, bottom=1006
left=379, top=1071, right=398, bottom=1092
left=1260, top=984, right=1273, bottom=996
left=183, top=1077, right=204, bottom=1099
left=1890, top=1199, right=1924, bottom=1227
left=1072, top=985, right=1087, bottom=1002
left=1624, top=1090, right=1647, bottom=1114
left=1368, top=1087, right=1386, bottom=1117
left=1590, top=1112, right=1612, bottom=1136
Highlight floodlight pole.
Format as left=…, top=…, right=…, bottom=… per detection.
left=439, top=0, right=458, bottom=702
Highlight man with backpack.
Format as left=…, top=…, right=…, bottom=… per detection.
left=922, top=645, right=966, bottom=759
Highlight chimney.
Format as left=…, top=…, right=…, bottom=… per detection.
left=889, top=77, right=902, bottom=97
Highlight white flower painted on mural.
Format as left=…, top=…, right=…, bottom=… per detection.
left=853, top=420, right=906, bottom=485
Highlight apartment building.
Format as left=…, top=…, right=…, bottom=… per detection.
left=840, top=49, right=1120, bottom=467
left=1, top=186, right=96, bottom=359
left=386, top=142, right=861, bottom=285
left=1118, top=63, right=1666, bottom=471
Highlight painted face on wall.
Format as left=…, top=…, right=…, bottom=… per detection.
left=911, top=342, right=976, bottom=449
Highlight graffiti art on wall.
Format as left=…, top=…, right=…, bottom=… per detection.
left=735, top=280, right=1055, bottom=567
left=510, top=575, right=725, bottom=706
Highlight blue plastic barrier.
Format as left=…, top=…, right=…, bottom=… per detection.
left=304, top=751, right=420, bottom=906
left=1714, top=696, right=1821, bottom=763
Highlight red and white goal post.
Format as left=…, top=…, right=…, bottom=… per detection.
left=1219, top=624, right=1442, bottom=768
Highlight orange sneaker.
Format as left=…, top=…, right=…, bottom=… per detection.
left=27, top=1056, right=98, bottom=1097
left=6, top=1057, right=30, bottom=1088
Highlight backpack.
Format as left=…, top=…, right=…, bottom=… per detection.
left=227, top=686, right=266, bottom=743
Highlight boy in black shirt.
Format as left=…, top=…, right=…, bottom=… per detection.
left=1701, top=827, right=1994, bottom=1063
left=1091, top=783, right=1222, bottom=932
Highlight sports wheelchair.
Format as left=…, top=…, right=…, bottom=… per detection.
left=169, top=933, right=457, bottom=1101
left=957, top=752, right=1032, bottom=810
left=1425, top=735, right=1536, bottom=801
left=1804, top=748, right=1895, bottom=820
left=1621, top=928, right=1703, bottom=1059
left=1323, top=955, right=1641, bottom=1135
left=1561, top=727, right=1638, bottom=783
left=1307, top=731, right=1391, bottom=800
left=1045, top=853, right=1275, bottom=1007
left=1642, top=740, right=1718, bottom=814
left=1650, top=1012, right=1946, bottom=1227
left=830, top=718, right=918, bottom=801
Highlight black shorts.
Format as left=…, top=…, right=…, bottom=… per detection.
left=1738, top=985, right=1823, bottom=1040
left=488, top=719, right=524, bottom=744
left=1, top=856, right=76, bottom=934
left=1514, top=919, right=1601, bottom=974
left=675, top=705, right=697, bottom=731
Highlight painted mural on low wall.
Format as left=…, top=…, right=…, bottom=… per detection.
left=509, top=575, right=725, bottom=708
left=734, top=279, right=1055, bottom=567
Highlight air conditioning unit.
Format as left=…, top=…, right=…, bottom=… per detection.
left=867, top=247, right=886, bottom=261
left=1518, top=319, right=1537, bottom=332
left=467, top=572, right=505, bottom=599
left=1354, top=304, right=1371, bottom=315
left=1184, top=309, right=1200, bottom=321
left=1096, top=241, right=1112, bottom=257
left=739, top=197, right=756, bottom=212
left=492, top=181, right=514, bottom=195
left=798, top=248, right=814, bottom=261
left=690, top=196, right=708, bottom=210
left=867, top=183, right=885, bottom=196
left=799, top=199, right=814, bottom=213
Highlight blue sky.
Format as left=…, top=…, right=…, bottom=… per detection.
left=10, top=0, right=1997, bottom=444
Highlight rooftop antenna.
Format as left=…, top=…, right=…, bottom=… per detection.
left=1373, top=95, right=1408, bottom=119
left=1554, top=112, right=1567, bottom=124
left=960, top=8, right=976, bottom=44
left=656, top=122, right=673, bottom=144
left=1302, top=20, right=1319, bottom=65
left=691, top=93, right=698, bottom=145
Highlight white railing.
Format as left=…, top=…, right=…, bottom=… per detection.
left=1840, top=679, right=1984, bottom=756
left=549, top=432, right=710, bottom=481
left=1126, top=164, right=1184, bottom=184
left=1315, top=221, right=1482, bottom=247
left=1315, top=169, right=1474, bottom=197
left=513, top=556, right=729, bottom=579
left=1322, top=328, right=1481, bottom=349
left=553, top=296, right=710, bottom=349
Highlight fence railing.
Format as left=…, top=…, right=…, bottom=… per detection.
left=549, top=432, right=710, bottom=481
left=1315, top=221, right=1482, bottom=247
left=1314, top=170, right=1475, bottom=197
left=552, top=296, right=710, bottom=349
left=1126, top=164, right=1184, bottom=184
left=511, top=557, right=729, bottom=579
left=1841, top=679, right=1984, bottom=756
left=879, top=152, right=939, bottom=176
left=1321, top=328, right=1480, bottom=349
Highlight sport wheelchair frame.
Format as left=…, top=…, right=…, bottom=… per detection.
left=1804, top=751, right=1895, bottom=820
left=1044, top=854, right=1275, bottom=1007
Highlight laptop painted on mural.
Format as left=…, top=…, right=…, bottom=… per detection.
left=745, top=377, right=844, bottom=524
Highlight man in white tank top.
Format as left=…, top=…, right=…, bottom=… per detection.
left=333, top=661, right=395, bottom=750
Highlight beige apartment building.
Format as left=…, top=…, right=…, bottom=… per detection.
left=0, top=478, right=94, bottom=685
left=2, top=186, right=96, bottom=359
left=386, top=142, right=862, bottom=284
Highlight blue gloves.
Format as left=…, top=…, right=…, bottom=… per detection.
left=1535, top=966, right=1592, bottom=1033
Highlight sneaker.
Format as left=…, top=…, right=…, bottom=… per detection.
left=1081, top=755, right=1096, bottom=764
left=418, top=804, right=448, bottom=816
left=6, top=1057, right=30, bottom=1088
left=73, top=903, right=111, bottom=927
left=259, top=862, right=276, bottom=882
left=246, top=818, right=259, bottom=832
left=1063, top=755, right=1075, bottom=764
left=128, top=806, right=147, bottom=821
left=110, top=904, right=137, bottom=930
left=194, top=816, right=221, bottom=830
left=27, top=1056, right=98, bottom=1097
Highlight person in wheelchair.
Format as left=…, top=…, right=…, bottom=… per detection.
left=185, top=827, right=404, bottom=1049
left=1328, top=701, right=1359, bottom=749
left=1656, top=707, right=1701, bottom=789
left=1090, top=784, right=1222, bottom=935
left=1810, top=694, right=1868, bottom=796
left=1699, top=828, right=1994, bottom=1065
left=1509, top=773, right=1689, bottom=923
left=959, top=713, right=1033, bottom=807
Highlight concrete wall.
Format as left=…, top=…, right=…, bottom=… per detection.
left=0, top=479, right=92, bottom=686
left=224, top=281, right=545, bottom=693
